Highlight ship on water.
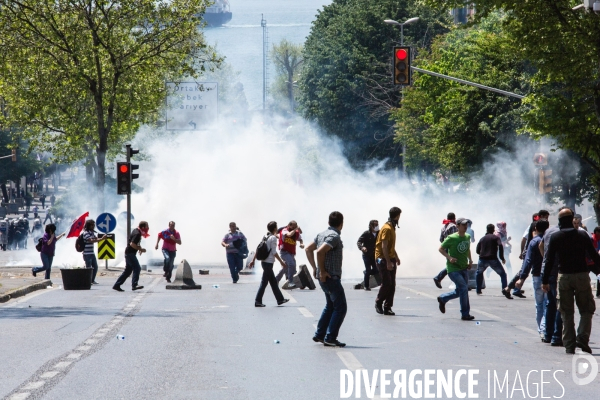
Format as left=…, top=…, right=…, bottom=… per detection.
left=201, top=0, right=233, bottom=27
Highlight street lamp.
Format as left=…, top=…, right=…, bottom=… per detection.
left=384, top=17, right=420, bottom=46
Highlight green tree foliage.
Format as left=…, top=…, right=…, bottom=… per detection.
left=299, top=0, right=451, bottom=168
left=425, top=1, right=600, bottom=221
left=391, top=13, right=531, bottom=176
left=0, top=0, right=219, bottom=210
left=0, top=130, right=41, bottom=202
left=271, top=39, right=304, bottom=113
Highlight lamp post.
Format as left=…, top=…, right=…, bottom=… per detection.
left=384, top=17, right=419, bottom=176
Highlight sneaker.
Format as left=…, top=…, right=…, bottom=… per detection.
left=324, top=339, right=346, bottom=347
left=437, top=297, right=445, bottom=314
left=277, top=299, right=290, bottom=306
left=541, top=338, right=551, bottom=343
left=92, top=281, right=99, bottom=285
left=112, top=285, right=124, bottom=292
left=32, top=269, right=36, bottom=277
left=255, top=303, right=266, bottom=307
left=375, top=303, right=383, bottom=314
left=502, top=289, right=513, bottom=299
left=513, top=292, right=526, bottom=299
left=461, top=315, right=475, bottom=321
left=132, top=285, right=144, bottom=291
left=364, top=287, right=371, bottom=291
left=576, top=341, right=592, bottom=354
left=287, top=282, right=296, bottom=289
left=551, top=341, right=564, bottom=347
left=383, top=308, right=395, bottom=316
left=476, top=291, right=483, bottom=295
left=166, top=279, right=171, bottom=283
left=312, top=336, right=324, bottom=343
left=433, top=277, right=442, bottom=289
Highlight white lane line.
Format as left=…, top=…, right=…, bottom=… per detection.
left=286, top=292, right=297, bottom=304
left=397, top=286, right=436, bottom=299
left=40, top=371, right=60, bottom=379
left=126, top=302, right=136, bottom=307
left=2, top=287, right=54, bottom=308
left=298, top=307, right=314, bottom=318
left=515, top=325, right=539, bottom=335
left=93, top=333, right=106, bottom=338
left=84, top=339, right=97, bottom=345
left=66, top=353, right=81, bottom=359
left=471, top=308, right=503, bottom=321
left=21, top=381, right=44, bottom=390
left=76, top=346, right=91, bottom=352
left=337, top=351, right=364, bottom=371
left=53, top=362, right=71, bottom=369
left=9, top=393, right=30, bottom=400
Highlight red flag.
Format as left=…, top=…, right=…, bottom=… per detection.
left=67, top=212, right=90, bottom=238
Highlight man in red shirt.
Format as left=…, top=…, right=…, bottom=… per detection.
left=276, top=220, right=304, bottom=289
left=155, top=221, right=182, bottom=283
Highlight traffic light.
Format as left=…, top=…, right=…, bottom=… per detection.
left=117, top=162, right=131, bottom=195
left=538, top=169, right=553, bottom=194
left=393, top=46, right=411, bottom=86
left=533, top=153, right=548, bottom=166
left=11, top=149, right=16, bottom=162
left=127, top=146, right=140, bottom=182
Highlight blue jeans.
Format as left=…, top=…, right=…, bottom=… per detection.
left=532, top=276, right=547, bottom=334
left=275, top=251, right=297, bottom=282
left=435, top=268, right=448, bottom=281
left=83, top=254, right=99, bottom=282
left=226, top=252, right=243, bottom=282
left=544, top=278, right=563, bottom=343
left=315, top=276, right=347, bottom=342
left=476, top=259, right=507, bottom=293
left=33, top=253, right=54, bottom=280
left=439, top=270, right=470, bottom=317
left=162, top=250, right=177, bottom=280
left=114, top=253, right=141, bottom=288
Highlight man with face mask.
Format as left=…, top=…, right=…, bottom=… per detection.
left=357, top=220, right=379, bottom=291
left=542, top=208, right=600, bottom=354
left=374, top=208, right=401, bottom=315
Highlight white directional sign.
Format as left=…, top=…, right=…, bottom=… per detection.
left=165, top=82, right=218, bottom=130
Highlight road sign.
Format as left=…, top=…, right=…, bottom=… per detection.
left=98, top=234, right=116, bottom=260
left=96, top=212, right=116, bottom=233
left=165, top=82, right=218, bottom=130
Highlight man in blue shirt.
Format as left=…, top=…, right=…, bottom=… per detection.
left=515, top=220, right=549, bottom=339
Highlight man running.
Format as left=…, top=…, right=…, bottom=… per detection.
left=113, top=221, right=148, bottom=292
left=437, top=218, right=474, bottom=321
left=275, top=220, right=304, bottom=289
left=374, top=208, right=401, bottom=315
left=433, top=212, right=458, bottom=289
left=475, top=223, right=512, bottom=299
left=357, top=220, right=379, bottom=291
left=155, top=221, right=182, bottom=283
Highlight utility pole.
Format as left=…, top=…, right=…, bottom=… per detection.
left=261, top=14, right=269, bottom=112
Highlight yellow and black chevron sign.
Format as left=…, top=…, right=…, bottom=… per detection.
left=98, top=234, right=115, bottom=260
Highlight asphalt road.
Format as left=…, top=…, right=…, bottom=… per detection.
left=2, top=271, right=600, bottom=400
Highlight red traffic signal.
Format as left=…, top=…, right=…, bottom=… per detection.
left=119, top=164, right=129, bottom=173
left=533, top=153, right=548, bottom=166
left=395, top=49, right=408, bottom=60
left=393, top=46, right=411, bottom=86
left=117, top=162, right=132, bottom=195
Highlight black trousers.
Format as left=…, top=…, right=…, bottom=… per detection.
left=362, top=253, right=378, bottom=289
left=255, top=262, right=284, bottom=304
left=376, top=259, right=397, bottom=309
left=115, top=253, right=141, bottom=288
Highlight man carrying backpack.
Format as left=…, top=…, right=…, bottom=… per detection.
left=113, top=221, right=149, bottom=292
left=221, top=222, right=247, bottom=283
left=248, top=221, right=289, bottom=307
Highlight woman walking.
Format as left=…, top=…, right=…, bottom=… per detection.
left=32, top=224, right=65, bottom=279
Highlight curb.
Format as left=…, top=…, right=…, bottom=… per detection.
left=0, top=279, right=53, bottom=303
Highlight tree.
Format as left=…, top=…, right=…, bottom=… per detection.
left=271, top=39, right=304, bottom=113
left=0, top=0, right=219, bottom=210
left=299, top=0, right=451, bottom=168
left=0, top=130, right=42, bottom=202
left=391, top=13, right=531, bottom=177
left=425, top=1, right=600, bottom=223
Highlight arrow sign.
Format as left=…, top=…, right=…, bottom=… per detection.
left=189, top=120, right=197, bottom=130
left=96, top=212, right=116, bottom=234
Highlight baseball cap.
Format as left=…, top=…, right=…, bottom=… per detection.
left=456, top=218, right=469, bottom=225
left=574, top=214, right=582, bottom=220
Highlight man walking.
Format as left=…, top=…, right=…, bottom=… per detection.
left=437, top=218, right=475, bottom=321
left=357, top=220, right=379, bottom=291
left=433, top=212, right=458, bottom=288
left=475, top=223, right=512, bottom=299
left=542, top=208, right=600, bottom=354
left=82, top=219, right=106, bottom=285
left=155, top=221, right=181, bottom=283
left=275, top=220, right=304, bottom=289
left=248, top=221, right=289, bottom=307
left=113, top=221, right=148, bottom=292
left=305, top=211, right=346, bottom=347
left=221, top=222, right=247, bottom=283
left=375, top=208, right=401, bottom=315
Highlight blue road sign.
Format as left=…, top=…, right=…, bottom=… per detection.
left=96, top=212, right=117, bottom=233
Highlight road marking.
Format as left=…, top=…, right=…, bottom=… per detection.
left=66, top=353, right=82, bottom=359
left=76, top=346, right=91, bottom=352
left=398, top=286, right=436, bottom=299
left=22, top=381, right=44, bottom=390
left=94, top=332, right=106, bottom=338
left=286, top=292, right=297, bottom=303
left=1, top=287, right=54, bottom=308
left=84, top=339, right=97, bottom=345
left=9, top=393, right=30, bottom=400
left=298, top=307, right=314, bottom=318
left=514, top=325, right=539, bottom=335
left=40, top=371, right=59, bottom=379
left=337, top=351, right=364, bottom=371
left=471, top=308, right=503, bottom=320
left=53, top=362, right=71, bottom=369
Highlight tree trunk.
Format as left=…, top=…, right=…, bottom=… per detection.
left=96, top=149, right=106, bottom=212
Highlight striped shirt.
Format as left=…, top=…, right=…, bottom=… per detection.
left=82, top=230, right=96, bottom=256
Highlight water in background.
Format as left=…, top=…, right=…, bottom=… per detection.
left=203, top=0, right=332, bottom=109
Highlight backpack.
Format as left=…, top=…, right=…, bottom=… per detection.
left=35, top=238, right=43, bottom=252
left=255, top=234, right=271, bottom=261
left=75, top=233, right=85, bottom=252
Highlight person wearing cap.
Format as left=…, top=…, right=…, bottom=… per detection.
left=437, top=218, right=475, bottom=321
left=542, top=208, right=600, bottom=354
left=433, top=212, right=458, bottom=289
